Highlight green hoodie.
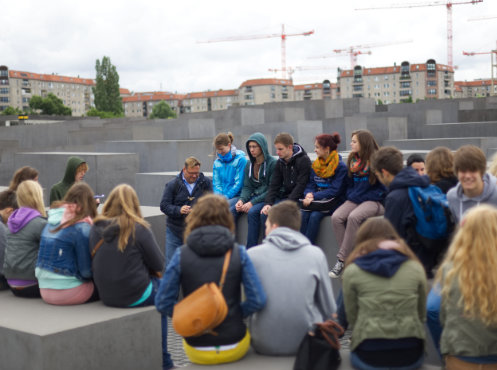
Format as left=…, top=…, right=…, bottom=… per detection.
left=49, top=156, right=86, bottom=205
left=239, top=133, right=276, bottom=204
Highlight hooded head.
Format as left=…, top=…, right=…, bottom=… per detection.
left=62, top=156, right=87, bottom=185
left=246, top=132, right=270, bottom=163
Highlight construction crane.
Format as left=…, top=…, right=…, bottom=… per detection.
left=198, top=25, right=314, bottom=79
left=309, top=40, right=411, bottom=69
left=356, top=0, right=483, bottom=68
left=463, top=48, right=497, bottom=95
left=268, top=65, right=336, bottom=79
left=468, top=15, right=497, bottom=21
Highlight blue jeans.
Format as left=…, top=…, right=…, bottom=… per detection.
left=231, top=201, right=265, bottom=249
left=350, top=351, right=424, bottom=370
left=133, top=278, right=174, bottom=370
left=300, top=210, right=328, bottom=244
left=165, top=227, right=183, bottom=265
left=335, top=288, right=348, bottom=331
left=426, top=287, right=442, bottom=358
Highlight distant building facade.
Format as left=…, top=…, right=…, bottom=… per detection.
left=454, top=79, right=497, bottom=98
left=0, top=66, right=94, bottom=116
left=239, top=78, right=294, bottom=105
left=294, top=81, right=337, bottom=100
left=123, top=92, right=184, bottom=117
left=182, top=90, right=238, bottom=113
left=338, top=59, right=454, bottom=103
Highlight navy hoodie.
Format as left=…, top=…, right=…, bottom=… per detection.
left=384, top=167, right=430, bottom=250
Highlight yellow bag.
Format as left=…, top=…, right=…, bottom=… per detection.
left=172, top=249, right=232, bottom=337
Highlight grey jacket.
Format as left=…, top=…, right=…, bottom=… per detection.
left=447, top=173, right=497, bottom=223
left=248, top=227, right=336, bottom=355
left=4, top=217, right=47, bottom=280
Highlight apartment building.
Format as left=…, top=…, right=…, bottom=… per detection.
left=454, top=79, right=497, bottom=98
left=123, top=92, right=184, bottom=117
left=182, top=90, right=238, bottom=113
left=338, top=59, right=454, bottom=104
left=238, top=78, right=294, bottom=105
left=294, top=80, right=337, bottom=100
left=0, top=65, right=94, bottom=116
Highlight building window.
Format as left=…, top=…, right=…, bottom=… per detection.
left=400, top=82, right=411, bottom=88
left=427, top=80, right=437, bottom=86
left=384, top=76, right=389, bottom=80
left=0, top=97, right=9, bottom=102
left=0, top=88, right=8, bottom=94
left=245, top=86, right=252, bottom=92
left=428, top=89, right=436, bottom=95
left=399, top=90, right=412, bottom=97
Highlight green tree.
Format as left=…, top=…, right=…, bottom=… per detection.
left=149, top=101, right=177, bottom=119
left=29, top=93, right=72, bottom=115
left=93, top=56, right=123, bottom=115
left=86, top=107, right=121, bottom=119
left=2, top=106, right=22, bottom=115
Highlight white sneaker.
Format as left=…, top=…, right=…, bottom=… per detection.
left=329, top=260, right=345, bottom=278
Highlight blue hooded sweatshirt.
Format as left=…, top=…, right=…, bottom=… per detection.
left=213, top=145, right=248, bottom=199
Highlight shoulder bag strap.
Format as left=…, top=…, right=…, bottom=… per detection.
left=218, top=248, right=233, bottom=290
left=91, top=238, right=105, bottom=259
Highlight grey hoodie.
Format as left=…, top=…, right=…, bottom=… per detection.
left=447, top=173, right=497, bottom=223
left=248, top=227, right=336, bottom=355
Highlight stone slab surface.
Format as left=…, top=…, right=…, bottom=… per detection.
left=0, top=291, right=161, bottom=370
left=13, top=152, right=139, bottom=206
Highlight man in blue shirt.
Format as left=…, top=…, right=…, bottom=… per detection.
left=160, top=157, right=212, bottom=263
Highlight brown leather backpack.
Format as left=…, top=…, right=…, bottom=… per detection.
left=172, top=249, right=232, bottom=337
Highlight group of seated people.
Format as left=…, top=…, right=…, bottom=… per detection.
left=1, top=130, right=497, bottom=369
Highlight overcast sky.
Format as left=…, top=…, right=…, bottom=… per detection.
left=2, top=0, right=496, bottom=93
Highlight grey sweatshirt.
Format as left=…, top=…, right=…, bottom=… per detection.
left=248, top=227, right=336, bottom=355
left=447, top=173, right=497, bottom=223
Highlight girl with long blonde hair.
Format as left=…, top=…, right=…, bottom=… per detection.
left=4, top=180, right=47, bottom=297
left=36, top=182, right=97, bottom=305
left=427, top=205, right=497, bottom=369
left=89, top=184, right=172, bottom=369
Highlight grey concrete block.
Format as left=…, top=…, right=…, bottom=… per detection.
left=264, top=107, right=306, bottom=123
left=131, top=124, right=164, bottom=140
left=135, top=172, right=179, bottom=207
left=0, top=291, right=161, bottom=370
left=13, top=152, right=139, bottom=206
left=324, top=99, right=344, bottom=119
left=141, top=205, right=166, bottom=252
left=344, top=116, right=367, bottom=142
left=187, top=119, right=216, bottom=138
left=388, top=117, right=408, bottom=140
left=96, top=140, right=214, bottom=173
left=240, top=108, right=265, bottom=126
left=458, top=100, right=474, bottom=110
left=426, top=110, right=442, bottom=124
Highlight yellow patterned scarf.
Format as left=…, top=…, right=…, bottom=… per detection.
left=312, top=150, right=339, bottom=178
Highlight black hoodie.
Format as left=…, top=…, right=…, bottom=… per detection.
left=264, top=143, right=311, bottom=204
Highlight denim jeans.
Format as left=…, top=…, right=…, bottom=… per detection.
left=426, top=287, right=442, bottom=358
left=335, top=288, right=348, bottom=331
left=231, top=201, right=265, bottom=249
left=134, top=277, right=174, bottom=370
left=300, top=210, right=328, bottom=244
left=165, top=227, right=183, bottom=265
left=350, top=351, right=424, bottom=370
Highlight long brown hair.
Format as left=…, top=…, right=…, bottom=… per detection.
left=346, top=218, right=419, bottom=266
left=9, top=166, right=39, bottom=191
left=184, top=194, right=235, bottom=242
left=94, top=184, right=149, bottom=252
left=425, top=146, right=455, bottom=183
left=346, top=129, right=379, bottom=184
left=53, top=183, right=97, bottom=232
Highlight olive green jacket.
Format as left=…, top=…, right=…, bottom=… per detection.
left=49, top=156, right=86, bottom=205
left=440, top=267, right=497, bottom=357
left=343, top=260, right=427, bottom=351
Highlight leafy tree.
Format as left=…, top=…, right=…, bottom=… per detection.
left=149, top=101, right=177, bottom=119
left=377, top=99, right=383, bottom=105
left=93, top=56, right=123, bottom=115
left=2, top=106, right=22, bottom=115
left=86, top=108, right=122, bottom=119
left=29, top=93, right=72, bottom=115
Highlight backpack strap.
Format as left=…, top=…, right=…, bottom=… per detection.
left=218, top=248, right=232, bottom=290
left=91, top=238, right=105, bottom=259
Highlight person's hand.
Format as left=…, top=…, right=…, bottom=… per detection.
left=261, top=204, right=271, bottom=215
left=235, top=200, right=244, bottom=211
left=302, top=198, right=312, bottom=207
left=240, top=201, right=253, bottom=213
left=180, top=205, right=191, bottom=215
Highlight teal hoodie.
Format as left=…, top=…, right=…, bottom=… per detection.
left=49, top=156, right=86, bottom=205
left=239, top=133, right=277, bottom=204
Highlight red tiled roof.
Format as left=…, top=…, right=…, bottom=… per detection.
left=9, top=70, right=94, bottom=85
left=122, top=92, right=185, bottom=103
left=120, top=88, right=131, bottom=95
left=239, top=78, right=292, bottom=87
left=340, top=63, right=454, bottom=77
left=455, top=79, right=495, bottom=87
left=185, top=90, right=238, bottom=99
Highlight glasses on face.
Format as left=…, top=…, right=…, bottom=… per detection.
left=248, top=145, right=259, bottom=150
left=184, top=168, right=200, bottom=177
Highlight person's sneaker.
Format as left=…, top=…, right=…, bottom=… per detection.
left=329, top=260, right=345, bottom=278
